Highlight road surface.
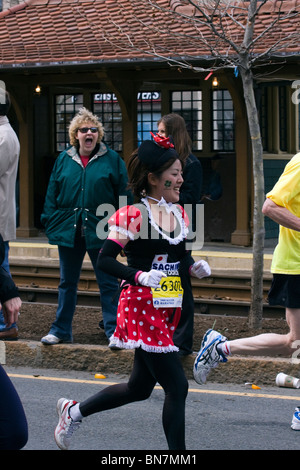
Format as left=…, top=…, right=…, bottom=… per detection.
left=5, top=365, right=300, bottom=453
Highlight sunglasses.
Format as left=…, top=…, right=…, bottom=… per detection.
left=78, top=127, right=98, bottom=133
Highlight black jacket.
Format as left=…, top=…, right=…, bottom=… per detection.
left=0, top=234, right=19, bottom=303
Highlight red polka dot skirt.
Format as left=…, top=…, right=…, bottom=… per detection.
left=111, top=286, right=181, bottom=353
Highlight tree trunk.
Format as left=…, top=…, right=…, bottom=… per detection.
left=240, top=67, right=265, bottom=329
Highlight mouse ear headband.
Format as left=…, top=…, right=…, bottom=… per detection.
left=138, top=134, right=178, bottom=171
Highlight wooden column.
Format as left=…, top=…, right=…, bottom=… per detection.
left=230, top=112, right=251, bottom=246
left=224, top=75, right=252, bottom=246
left=105, top=77, right=140, bottom=163
left=12, top=86, right=38, bottom=237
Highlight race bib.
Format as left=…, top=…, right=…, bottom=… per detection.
left=150, top=255, right=183, bottom=308
left=151, top=276, right=183, bottom=308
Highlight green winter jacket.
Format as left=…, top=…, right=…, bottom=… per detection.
left=41, top=142, right=132, bottom=249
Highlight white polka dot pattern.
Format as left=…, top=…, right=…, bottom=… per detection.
left=111, top=286, right=180, bottom=353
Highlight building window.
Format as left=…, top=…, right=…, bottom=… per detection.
left=279, top=86, right=287, bottom=151
left=93, top=93, right=122, bottom=152
left=259, top=84, right=298, bottom=155
left=55, top=94, right=83, bottom=152
left=212, top=90, right=235, bottom=151
left=137, top=91, right=161, bottom=145
left=171, top=90, right=202, bottom=150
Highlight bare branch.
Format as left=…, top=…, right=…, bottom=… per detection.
left=75, top=0, right=299, bottom=78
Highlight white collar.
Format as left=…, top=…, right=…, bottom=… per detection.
left=141, top=197, right=188, bottom=245
left=146, top=196, right=174, bottom=214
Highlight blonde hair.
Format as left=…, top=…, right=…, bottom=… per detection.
left=68, top=107, right=104, bottom=147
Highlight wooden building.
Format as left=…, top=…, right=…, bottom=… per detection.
left=0, top=0, right=299, bottom=245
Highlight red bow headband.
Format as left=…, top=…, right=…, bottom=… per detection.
left=150, top=132, right=175, bottom=149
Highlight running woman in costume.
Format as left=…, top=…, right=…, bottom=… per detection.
left=54, top=137, right=211, bottom=450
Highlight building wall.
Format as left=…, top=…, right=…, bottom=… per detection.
left=1, top=1, right=298, bottom=243
left=200, top=154, right=236, bottom=243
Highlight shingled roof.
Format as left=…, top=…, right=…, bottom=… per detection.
left=0, top=0, right=299, bottom=69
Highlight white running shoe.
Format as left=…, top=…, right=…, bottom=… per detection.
left=193, top=329, right=228, bottom=385
left=108, top=336, right=123, bottom=350
left=54, top=398, right=81, bottom=450
left=41, top=334, right=63, bottom=345
left=291, top=407, right=300, bottom=430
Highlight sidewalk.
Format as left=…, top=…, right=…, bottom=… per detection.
left=2, top=339, right=297, bottom=387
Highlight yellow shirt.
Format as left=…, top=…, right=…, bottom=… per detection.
left=267, top=153, right=300, bottom=274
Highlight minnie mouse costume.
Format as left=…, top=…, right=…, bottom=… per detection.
left=97, top=197, right=194, bottom=352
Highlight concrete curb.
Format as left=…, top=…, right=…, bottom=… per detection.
left=2, top=340, right=299, bottom=386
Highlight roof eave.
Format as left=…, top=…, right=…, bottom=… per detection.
left=0, top=54, right=216, bottom=71
left=0, top=51, right=299, bottom=73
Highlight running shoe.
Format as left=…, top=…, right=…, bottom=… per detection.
left=108, top=336, right=123, bottom=350
left=41, top=334, right=72, bottom=345
left=291, top=407, right=300, bottom=430
left=193, top=329, right=228, bottom=385
left=54, top=398, right=81, bottom=450
left=41, top=334, right=63, bottom=345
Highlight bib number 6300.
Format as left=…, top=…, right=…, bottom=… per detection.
left=153, top=277, right=183, bottom=293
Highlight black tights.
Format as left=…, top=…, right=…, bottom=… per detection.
left=0, top=366, right=28, bottom=450
left=79, top=348, right=188, bottom=450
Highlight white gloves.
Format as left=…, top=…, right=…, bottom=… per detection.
left=137, top=261, right=211, bottom=288
left=190, top=260, right=211, bottom=279
left=138, top=269, right=167, bottom=288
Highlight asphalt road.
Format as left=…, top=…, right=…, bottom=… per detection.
left=5, top=365, right=300, bottom=453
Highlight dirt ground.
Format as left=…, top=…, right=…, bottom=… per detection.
left=17, top=302, right=289, bottom=349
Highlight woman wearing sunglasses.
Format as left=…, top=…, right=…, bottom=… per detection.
left=40, top=107, right=132, bottom=345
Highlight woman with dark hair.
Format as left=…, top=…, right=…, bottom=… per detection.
left=157, top=113, right=203, bottom=356
left=157, top=113, right=203, bottom=214
left=53, top=137, right=210, bottom=451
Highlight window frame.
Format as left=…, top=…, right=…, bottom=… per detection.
left=211, top=89, right=235, bottom=152
left=170, top=90, right=203, bottom=151
left=54, top=93, right=84, bottom=152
